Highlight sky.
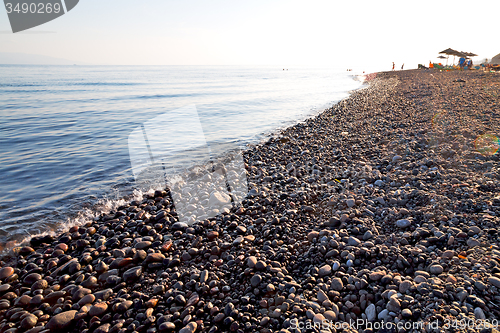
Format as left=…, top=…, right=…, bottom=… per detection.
left=1, top=0, right=499, bottom=71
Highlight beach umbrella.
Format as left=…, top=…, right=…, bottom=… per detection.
left=439, top=48, right=459, bottom=65
left=439, top=48, right=457, bottom=55
left=437, top=55, right=447, bottom=65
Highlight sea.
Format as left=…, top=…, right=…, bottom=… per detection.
left=0, top=65, right=366, bottom=249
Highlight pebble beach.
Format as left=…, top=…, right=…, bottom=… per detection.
left=0, top=69, right=500, bottom=333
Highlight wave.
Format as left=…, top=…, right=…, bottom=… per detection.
left=0, top=188, right=147, bottom=256
left=72, top=82, right=141, bottom=86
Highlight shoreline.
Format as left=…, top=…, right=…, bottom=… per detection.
left=1, top=70, right=499, bottom=333
left=0, top=67, right=363, bottom=252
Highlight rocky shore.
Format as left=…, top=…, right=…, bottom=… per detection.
left=0, top=69, right=499, bottom=333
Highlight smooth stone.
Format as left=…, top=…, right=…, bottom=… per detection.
left=44, top=291, right=66, bottom=304
left=323, top=310, right=336, bottom=321
left=135, top=241, right=152, bottom=250
left=467, top=238, right=481, bottom=248
left=457, top=290, right=468, bottom=302
left=313, top=313, right=325, bottom=324
left=45, top=310, right=77, bottom=331
left=402, top=308, right=412, bottom=319
left=414, top=270, right=430, bottom=278
left=14, top=295, right=32, bottom=307
left=347, top=236, right=361, bottom=246
left=446, top=275, right=457, bottom=283
left=247, top=189, right=258, bottom=197
left=469, top=226, right=481, bottom=234
left=365, top=303, right=376, bottom=321
left=207, top=231, right=219, bottom=240
left=123, top=266, right=142, bottom=282
left=474, top=307, right=486, bottom=320
left=0, top=267, right=14, bottom=279
left=89, top=302, right=108, bottom=316
left=30, top=294, right=44, bottom=306
left=72, top=288, right=91, bottom=302
left=77, top=294, right=95, bottom=306
left=145, top=253, right=165, bottom=263
left=332, top=261, right=340, bottom=271
left=114, top=300, right=133, bottom=312
left=209, top=191, right=231, bottom=207
left=399, top=280, right=413, bottom=293
left=233, top=236, right=244, bottom=245
left=369, top=271, right=385, bottom=281
left=378, top=309, right=390, bottom=321
left=95, top=262, right=108, bottom=274
left=307, top=231, right=319, bottom=241
left=23, top=273, right=42, bottom=285
left=200, top=270, right=209, bottom=283
left=159, top=321, right=176, bottom=331
left=20, top=314, right=38, bottom=329
left=488, top=276, right=500, bottom=288
left=429, top=264, right=444, bottom=275
left=31, top=279, right=48, bottom=290
left=171, top=222, right=188, bottom=230
left=441, top=250, right=454, bottom=259
left=247, top=256, right=257, bottom=268
left=94, top=289, right=113, bottom=301
left=330, top=277, right=343, bottom=291
left=159, top=322, right=176, bottom=331
left=317, top=290, right=328, bottom=302
left=94, top=323, right=111, bottom=333
left=346, top=199, right=355, bottom=208
left=133, top=250, right=147, bottom=261
left=386, top=298, right=400, bottom=312
left=250, top=274, right=262, bottom=287
left=475, top=281, right=487, bottom=291
left=395, top=219, right=411, bottom=228
left=179, top=322, right=197, bottom=333
left=318, top=265, right=332, bottom=277
left=255, top=261, right=267, bottom=270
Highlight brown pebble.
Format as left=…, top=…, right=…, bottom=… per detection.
left=89, top=302, right=108, bottom=317
left=207, top=231, right=219, bottom=241
left=45, top=310, right=77, bottom=331
left=0, top=267, right=14, bottom=280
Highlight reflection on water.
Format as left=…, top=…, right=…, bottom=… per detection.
left=0, top=65, right=362, bottom=247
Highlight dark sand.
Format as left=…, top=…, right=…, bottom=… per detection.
left=0, top=70, right=499, bottom=333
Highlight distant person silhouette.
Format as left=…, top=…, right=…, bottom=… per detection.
left=401, top=63, right=404, bottom=70
left=392, top=62, right=395, bottom=71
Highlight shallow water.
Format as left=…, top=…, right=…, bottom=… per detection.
left=0, top=65, right=363, bottom=246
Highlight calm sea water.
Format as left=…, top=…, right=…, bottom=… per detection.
left=0, top=65, right=363, bottom=247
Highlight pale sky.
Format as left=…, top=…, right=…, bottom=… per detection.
left=1, top=0, right=499, bottom=71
